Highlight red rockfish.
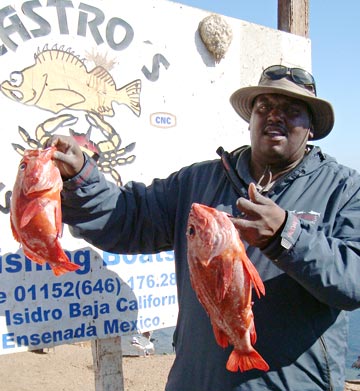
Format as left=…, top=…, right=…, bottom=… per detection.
left=187, top=203, right=269, bottom=372
left=10, top=147, right=80, bottom=276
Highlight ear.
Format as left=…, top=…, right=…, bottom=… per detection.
left=309, top=126, right=314, bottom=139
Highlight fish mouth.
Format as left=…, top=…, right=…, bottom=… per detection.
left=23, top=176, right=58, bottom=195
left=1, top=83, right=25, bottom=102
left=9, top=89, right=24, bottom=101
left=1, top=79, right=37, bottom=104
left=1, top=71, right=24, bottom=102
left=23, top=187, right=53, bottom=197
left=0, top=81, right=24, bottom=102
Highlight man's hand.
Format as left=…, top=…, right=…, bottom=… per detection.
left=45, top=135, right=85, bottom=180
left=230, top=183, right=286, bottom=249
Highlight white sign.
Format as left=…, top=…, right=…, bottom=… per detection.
left=0, top=243, right=177, bottom=354
left=0, top=0, right=311, bottom=354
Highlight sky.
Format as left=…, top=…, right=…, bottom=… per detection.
left=175, top=0, right=360, bottom=172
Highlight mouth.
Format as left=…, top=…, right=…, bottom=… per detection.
left=264, top=125, right=287, bottom=139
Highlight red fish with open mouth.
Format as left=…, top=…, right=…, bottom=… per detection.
left=187, top=203, right=269, bottom=372
left=10, top=147, right=80, bottom=276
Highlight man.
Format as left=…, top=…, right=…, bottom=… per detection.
left=48, top=65, right=360, bottom=390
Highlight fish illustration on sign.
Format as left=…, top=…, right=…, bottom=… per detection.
left=1, top=44, right=142, bottom=185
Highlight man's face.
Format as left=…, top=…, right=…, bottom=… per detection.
left=249, top=93, right=313, bottom=167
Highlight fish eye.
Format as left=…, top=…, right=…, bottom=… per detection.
left=188, top=225, right=195, bottom=237
left=9, top=71, right=23, bottom=87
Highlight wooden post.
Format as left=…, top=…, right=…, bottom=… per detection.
left=92, top=337, right=125, bottom=391
left=278, top=0, right=309, bottom=37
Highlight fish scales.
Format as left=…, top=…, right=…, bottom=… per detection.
left=187, top=203, right=269, bottom=373
left=10, top=147, right=80, bottom=276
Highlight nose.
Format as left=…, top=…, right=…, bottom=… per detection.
left=267, top=106, right=285, bottom=122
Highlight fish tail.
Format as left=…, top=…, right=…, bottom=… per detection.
left=226, top=348, right=269, bottom=373
left=117, top=79, right=141, bottom=117
left=52, top=261, right=80, bottom=277
left=51, top=243, right=80, bottom=276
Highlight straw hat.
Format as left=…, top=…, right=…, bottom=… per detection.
left=230, top=76, right=335, bottom=140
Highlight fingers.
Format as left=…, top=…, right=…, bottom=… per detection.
left=247, top=182, right=272, bottom=205
left=232, top=183, right=287, bottom=248
left=44, top=135, right=62, bottom=149
left=236, top=183, right=273, bottom=216
left=45, top=135, right=85, bottom=179
left=229, top=216, right=252, bottom=231
left=248, top=182, right=258, bottom=202
left=45, top=135, right=72, bottom=153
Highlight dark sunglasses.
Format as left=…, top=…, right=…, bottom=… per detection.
left=259, top=65, right=317, bottom=95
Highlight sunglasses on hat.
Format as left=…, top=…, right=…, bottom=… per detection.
left=259, top=65, right=317, bottom=96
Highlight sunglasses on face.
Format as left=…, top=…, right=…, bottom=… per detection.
left=259, top=65, right=317, bottom=96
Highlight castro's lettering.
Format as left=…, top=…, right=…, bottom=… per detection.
left=0, top=0, right=134, bottom=54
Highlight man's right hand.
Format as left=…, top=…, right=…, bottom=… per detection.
left=45, top=135, right=85, bottom=180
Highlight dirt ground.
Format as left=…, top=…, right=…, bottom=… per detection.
left=0, top=342, right=174, bottom=391
left=0, top=343, right=358, bottom=391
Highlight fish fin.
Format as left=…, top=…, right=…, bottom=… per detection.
left=20, top=199, right=50, bottom=228
left=53, top=90, right=86, bottom=109
left=23, top=248, right=46, bottom=265
left=212, top=324, right=229, bottom=348
left=239, top=247, right=265, bottom=298
left=116, top=79, right=141, bottom=117
left=55, top=205, right=63, bottom=238
left=226, top=348, right=269, bottom=373
left=214, top=256, right=233, bottom=302
left=90, top=66, right=116, bottom=87
left=250, top=319, right=257, bottom=345
left=51, top=242, right=80, bottom=276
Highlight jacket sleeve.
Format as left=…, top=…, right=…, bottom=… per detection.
left=263, top=181, right=360, bottom=311
left=61, top=156, right=177, bottom=254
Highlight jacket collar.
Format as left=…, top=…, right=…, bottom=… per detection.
left=217, top=144, right=329, bottom=197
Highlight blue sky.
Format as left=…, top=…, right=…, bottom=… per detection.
left=176, top=0, right=360, bottom=172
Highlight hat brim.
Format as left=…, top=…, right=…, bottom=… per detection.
left=230, top=84, right=334, bottom=140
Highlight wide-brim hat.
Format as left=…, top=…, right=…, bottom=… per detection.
left=230, top=76, right=335, bottom=140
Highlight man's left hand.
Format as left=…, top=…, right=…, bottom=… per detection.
left=230, top=183, right=286, bottom=249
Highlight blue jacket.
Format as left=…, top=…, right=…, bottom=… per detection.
left=62, top=145, right=360, bottom=391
